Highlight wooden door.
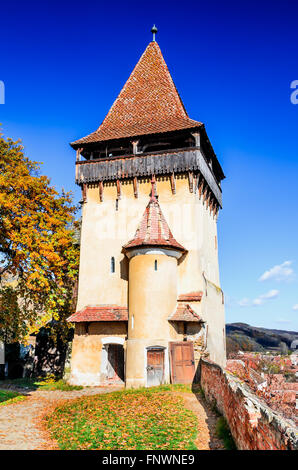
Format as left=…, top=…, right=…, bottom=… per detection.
left=170, top=342, right=195, bottom=384
left=107, top=344, right=124, bottom=382
left=147, top=348, right=164, bottom=386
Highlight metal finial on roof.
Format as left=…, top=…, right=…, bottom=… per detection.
left=151, top=24, right=158, bottom=41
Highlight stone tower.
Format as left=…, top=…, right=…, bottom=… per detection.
left=67, top=37, right=226, bottom=387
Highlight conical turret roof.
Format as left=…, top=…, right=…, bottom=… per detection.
left=71, top=41, right=202, bottom=146
left=123, top=181, right=186, bottom=254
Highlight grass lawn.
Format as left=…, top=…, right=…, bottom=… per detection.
left=216, top=417, right=236, bottom=450
left=0, top=389, right=27, bottom=406
left=44, top=386, right=198, bottom=450
left=0, top=377, right=83, bottom=392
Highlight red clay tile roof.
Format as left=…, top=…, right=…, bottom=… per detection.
left=168, top=304, right=203, bottom=322
left=71, top=41, right=202, bottom=147
left=123, top=183, right=186, bottom=253
left=67, top=305, right=128, bottom=323
left=178, top=292, right=203, bottom=302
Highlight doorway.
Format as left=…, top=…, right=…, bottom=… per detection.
left=146, top=347, right=165, bottom=386
left=106, top=344, right=124, bottom=382
left=170, top=341, right=195, bottom=384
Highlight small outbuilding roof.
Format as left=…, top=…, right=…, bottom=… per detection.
left=67, top=305, right=128, bottom=323
left=168, top=304, right=203, bottom=323
left=178, top=291, right=203, bottom=302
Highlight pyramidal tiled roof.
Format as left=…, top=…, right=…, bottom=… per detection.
left=123, top=182, right=186, bottom=253
left=71, top=41, right=202, bottom=146
left=168, top=304, right=203, bottom=322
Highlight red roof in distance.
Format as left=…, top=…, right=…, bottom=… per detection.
left=71, top=41, right=202, bottom=146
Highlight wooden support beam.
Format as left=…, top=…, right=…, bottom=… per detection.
left=193, top=172, right=199, bottom=194
left=82, top=183, right=87, bottom=203
left=202, top=186, right=208, bottom=204
left=116, top=179, right=121, bottom=199
left=212, top=203, right=217, bottom=218
left=188, top=171, right=194, bottom=193
left=132, top=140, right=139, bottom=154
left=170, top=172, right=176, bottom=194
left=191, top=132, right=201, bottom=148
left=205, top=192, right=211, bottom=209
left=214, top=204, right=219, bottom=218
left=99, top=181, right=103, bottom=202
left=198, top=178, right=204, bottom=198
left=133, top=177, right=138, bottom=198
left=76, top=148, right=83, bottom=162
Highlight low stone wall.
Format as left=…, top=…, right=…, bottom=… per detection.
left=200, top=359, right=298, bottom=450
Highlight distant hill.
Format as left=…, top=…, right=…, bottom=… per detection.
left=226, top=323, right=298, bottom=356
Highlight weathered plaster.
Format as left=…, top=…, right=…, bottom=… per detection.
left=70, top=174, right=225, bottom=386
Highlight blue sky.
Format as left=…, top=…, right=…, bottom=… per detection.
left=1, top=0, right=298, bottom=330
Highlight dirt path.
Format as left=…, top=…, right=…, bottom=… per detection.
left=0, top=386, right=122, bottom=450
left=174, top=392, right=225, bottom=450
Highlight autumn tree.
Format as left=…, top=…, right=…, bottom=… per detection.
left=0, top=132, right=79, bottom=343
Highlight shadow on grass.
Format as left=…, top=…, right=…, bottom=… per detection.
left=0, top=377, right=83, bottom=392
left=0, top=388, right=28, bottom=406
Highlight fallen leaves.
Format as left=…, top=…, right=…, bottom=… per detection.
left=45, top=388, right=198, bottom=450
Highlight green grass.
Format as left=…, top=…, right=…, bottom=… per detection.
left=147, top=383, right=202, bottom=393
left=216, top=416, right=237, bottom=450
left=35, top=379, right=83, bottom=391
left=44, top=387, right=198, bottom=450
left=0, top=389, right=27, bottom=406
left=0, top=377, right=83, bottom=391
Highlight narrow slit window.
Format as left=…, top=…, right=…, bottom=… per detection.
left=111, top=256, right=115, bottom=273
left=154, top=260, right=158, bottom=271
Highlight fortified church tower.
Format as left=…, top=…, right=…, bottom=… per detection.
left=68, top=28, right=226, bottom=387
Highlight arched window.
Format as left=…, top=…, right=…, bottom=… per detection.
left=154, top=260, right=158, bottom=271
left=111, top=257, right=115, bottom=273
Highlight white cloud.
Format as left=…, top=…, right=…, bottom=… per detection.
left=259, top=261, right=294, bottom=282
left=253, top=289, right=279, bottom=306
left=238, top=298, right=250, bottom=307
left=236, top=290, right=279, bottom=308
left=293, top=304, right=298, bottom=311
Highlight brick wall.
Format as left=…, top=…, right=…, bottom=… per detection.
left=200, top=359, right=298, bottom=450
